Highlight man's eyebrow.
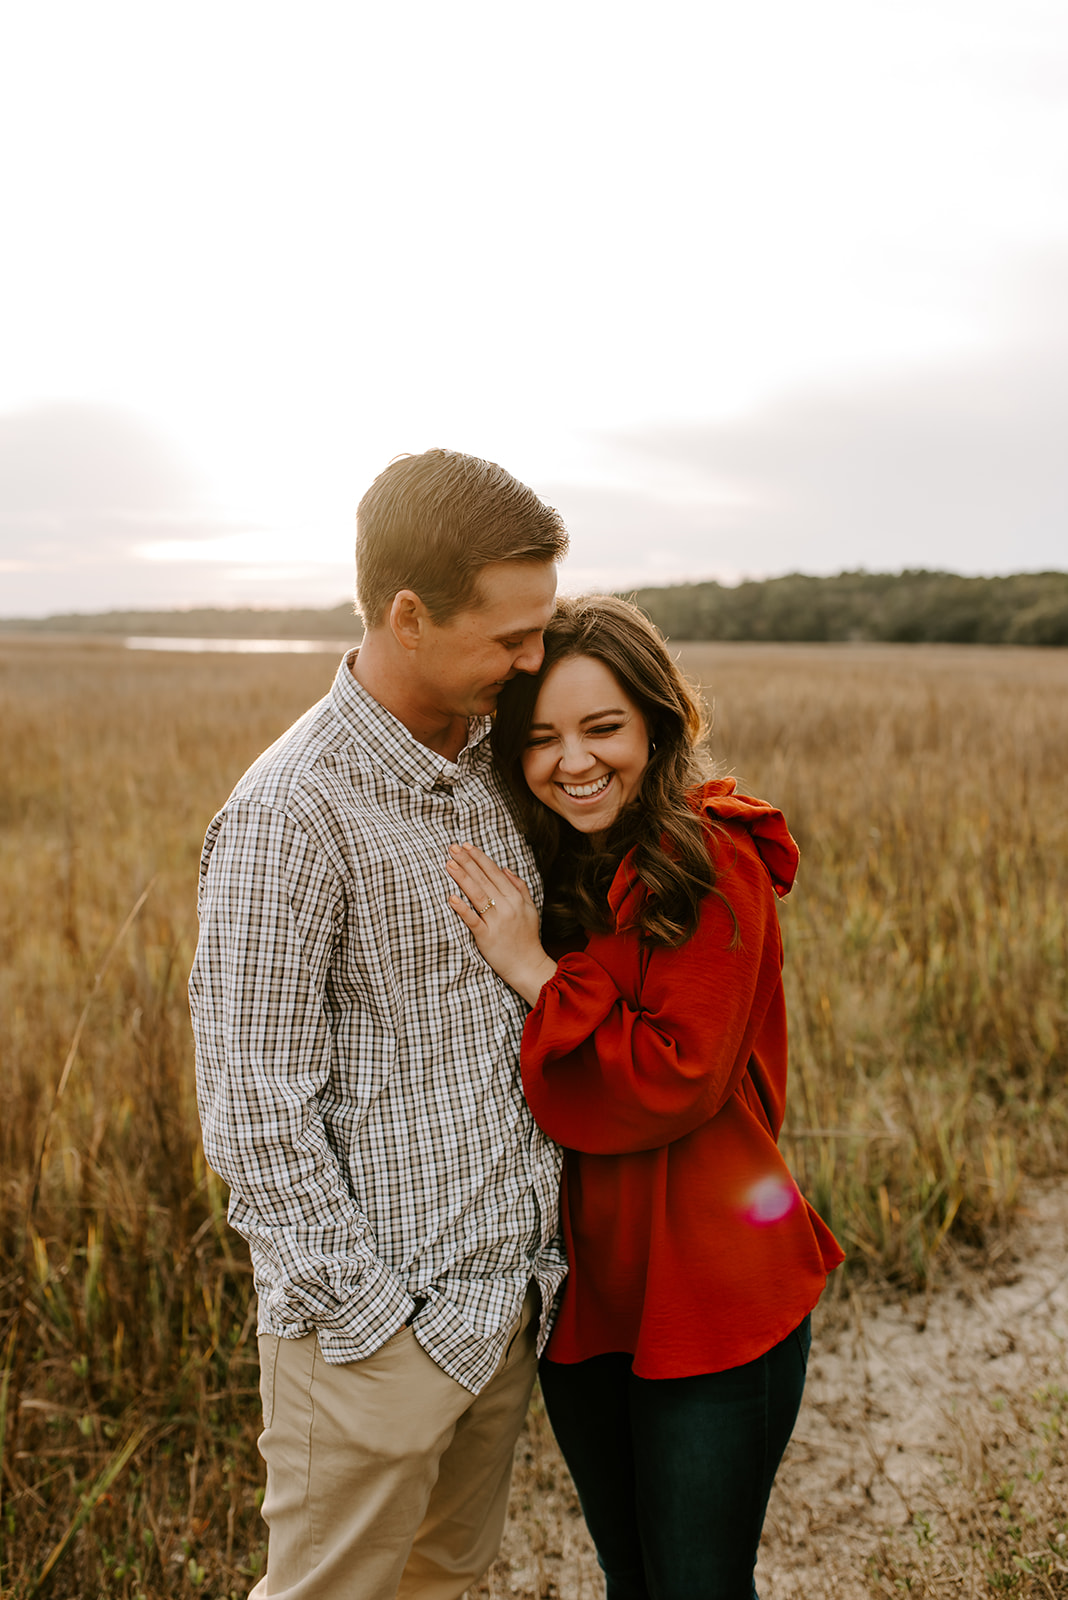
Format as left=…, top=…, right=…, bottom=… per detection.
left=493, top=625, right=539, bottom=641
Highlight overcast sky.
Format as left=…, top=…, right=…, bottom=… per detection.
left=1, top=0, right=1066, bottom=617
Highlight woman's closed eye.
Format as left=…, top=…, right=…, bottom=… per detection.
left=525, top=721, right=625, bottom=749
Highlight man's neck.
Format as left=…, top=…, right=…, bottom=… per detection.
left=349, top=639, right=470, bottom=762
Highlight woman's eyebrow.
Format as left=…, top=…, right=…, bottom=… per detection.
left=528, top=706, right=627, bottom=731
left=579, top=706, right=628, bottom=723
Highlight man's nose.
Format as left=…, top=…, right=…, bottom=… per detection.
left=513, top=635, right=545, bottom=675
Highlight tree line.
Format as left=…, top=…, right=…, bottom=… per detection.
left=624, top=569, right=1068, bottom=645
left=0, top=602, right=361, bottom=639
left=3, top=571, right=1067, bottom=644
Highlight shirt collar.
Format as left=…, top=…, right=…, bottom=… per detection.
left=330, top=649, right=492, bottom=790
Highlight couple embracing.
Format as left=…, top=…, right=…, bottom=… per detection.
left=190, top=449, right=842, bottom=1600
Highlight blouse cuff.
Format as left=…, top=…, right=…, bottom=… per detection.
left=524, top=951, right=622, bottom=1054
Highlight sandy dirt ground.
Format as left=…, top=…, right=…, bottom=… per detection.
left=472, top=1183, right=1068, bottom=1598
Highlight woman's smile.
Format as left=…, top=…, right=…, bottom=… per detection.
left=559, top=772, right=613, bottom=800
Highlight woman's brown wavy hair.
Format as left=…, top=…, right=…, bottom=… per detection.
left=491, top=594, right=732, bottom=948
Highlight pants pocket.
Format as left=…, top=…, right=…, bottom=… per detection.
left=791, top=1313, right=812, bottom=1376
left=259, top=1334, right=280, bottom=1430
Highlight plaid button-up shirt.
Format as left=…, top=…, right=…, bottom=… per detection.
left=190, top=652, right=566, bottom=1393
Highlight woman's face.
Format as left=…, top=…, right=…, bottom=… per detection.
left=520, top=655, right=651, bottom=841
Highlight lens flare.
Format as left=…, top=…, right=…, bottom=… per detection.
left=743, top=1175, right=799, bottom=1226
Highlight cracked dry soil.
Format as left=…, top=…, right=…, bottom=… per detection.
left=471, top=1184, right=1068, bottom=1599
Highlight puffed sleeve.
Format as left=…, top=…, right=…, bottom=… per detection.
left=521, top=828, right=787, bottom=1155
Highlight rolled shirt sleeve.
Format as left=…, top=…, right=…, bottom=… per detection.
left=192, top=804, right=411, bottom=1346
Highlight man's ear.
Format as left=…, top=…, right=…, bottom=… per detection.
left=389, top=590, right=429, bottom=652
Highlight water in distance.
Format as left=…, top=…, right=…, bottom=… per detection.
left=125, top=637, right=354, bottom=654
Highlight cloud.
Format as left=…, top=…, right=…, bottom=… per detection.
left=0, top=403, right=246, bottom=570
left=5, top=260, right=1066, bottom=619
left=548, top=291, right=1068, bottom=587
left=0, top=403, right=338, bottom=614
left=0, top=403, right=195, bottom=560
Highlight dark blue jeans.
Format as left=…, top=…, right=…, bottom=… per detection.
left=538, top=1316, right=811, bottom=1600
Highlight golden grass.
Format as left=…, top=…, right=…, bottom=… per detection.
left=1, top=635, right=1066, bottom=1598
left=681, top=643, right=1068, bottom=1287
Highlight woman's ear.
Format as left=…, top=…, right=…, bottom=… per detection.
left=389, top=590, right=428, bottom=652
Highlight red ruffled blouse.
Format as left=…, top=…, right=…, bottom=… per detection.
left=521, top=778, right=844, bottom=1379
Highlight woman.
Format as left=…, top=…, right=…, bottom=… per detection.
left=445, top=595, right=842, bottom=1600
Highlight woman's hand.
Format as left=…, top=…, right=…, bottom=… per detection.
left=445, top=842, right=557, bottom=1007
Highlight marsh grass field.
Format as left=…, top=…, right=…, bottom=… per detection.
left=1, top=635, right=1067, bottom=1598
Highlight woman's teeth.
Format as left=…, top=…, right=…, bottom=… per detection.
left=560, top=773, right=612, bottom=798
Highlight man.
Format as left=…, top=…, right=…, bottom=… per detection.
left=190, top=449, right=569, bottom=1600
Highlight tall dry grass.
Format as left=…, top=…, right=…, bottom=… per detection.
left=681, top=643, right=1068, bottom=1287
left=0, top=639, right=347, bottom=1600
left=1, top=636, right=1066, bottom=1598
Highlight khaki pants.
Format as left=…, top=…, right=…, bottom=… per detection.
left=249, top=1289, right=539, bottom=1600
